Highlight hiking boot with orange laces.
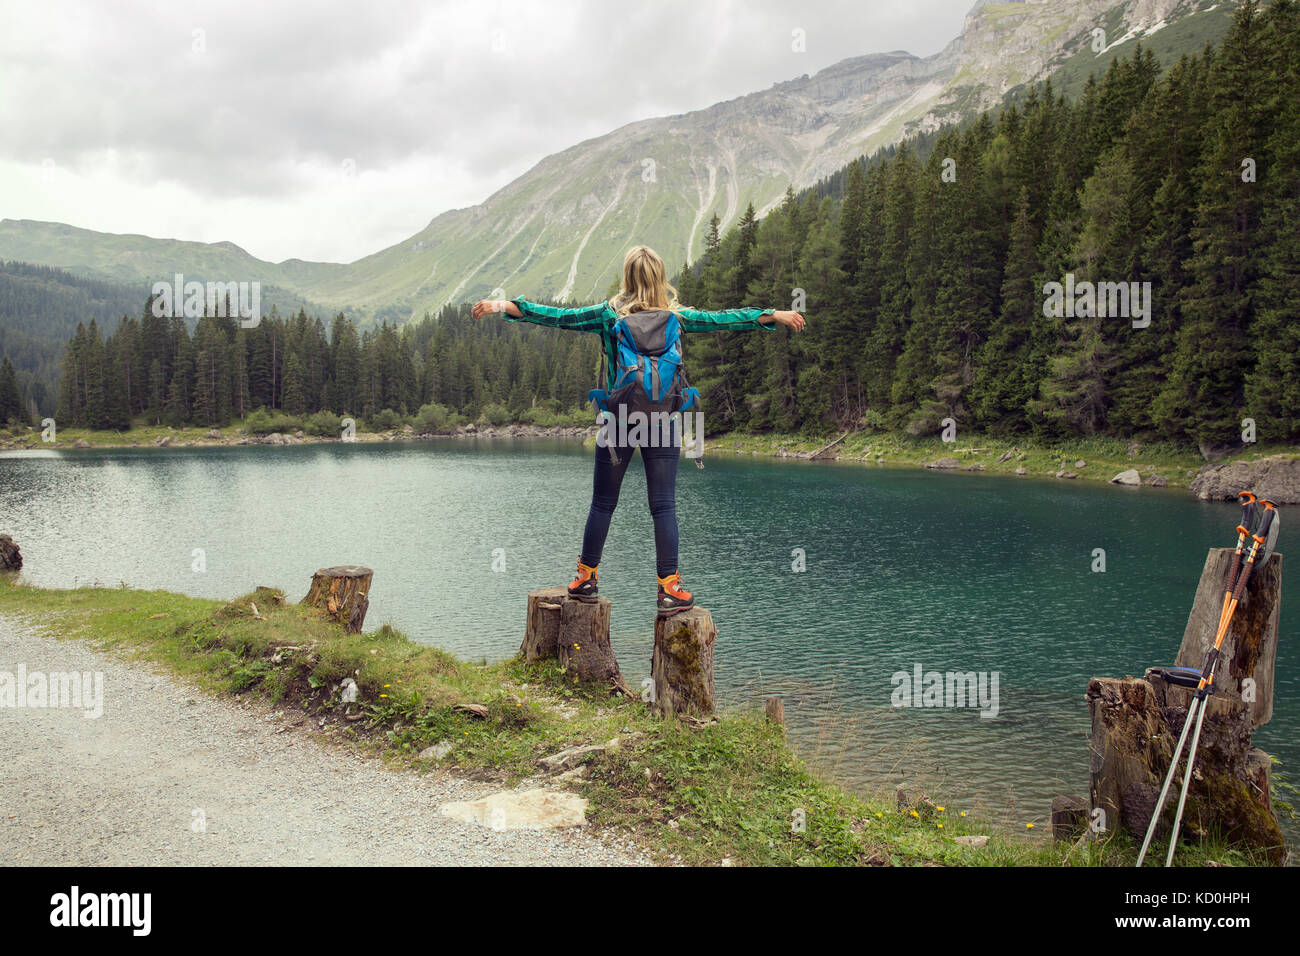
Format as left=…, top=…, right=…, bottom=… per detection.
left=656, top=571, right=694, bottom=616
left=568, top=561, right=599, bottom=603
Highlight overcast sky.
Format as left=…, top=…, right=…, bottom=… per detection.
left=0, top=0, right=976, bottom=264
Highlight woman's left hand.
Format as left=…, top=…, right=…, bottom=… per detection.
left=773, top=310, right=806, bottom=331
left=471, top=299, right=519, bottom=320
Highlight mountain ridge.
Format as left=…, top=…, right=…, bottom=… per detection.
left=0, top=0, right=1230, bottom=324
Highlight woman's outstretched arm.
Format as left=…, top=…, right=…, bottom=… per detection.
left=471, top=297, right=608, bottom=332
left=675, top=305, right=805, bottom=333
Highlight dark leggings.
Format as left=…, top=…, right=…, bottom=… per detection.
left=579, top=435, right=680, bottom=578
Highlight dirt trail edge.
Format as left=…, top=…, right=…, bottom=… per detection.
left=0, top=615, right=647, bottom=867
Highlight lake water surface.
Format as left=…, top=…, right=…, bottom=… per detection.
left=2, top=439, right=1294, bottom=844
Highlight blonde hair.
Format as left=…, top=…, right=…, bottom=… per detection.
left=609, top=245, right=684, bottom=316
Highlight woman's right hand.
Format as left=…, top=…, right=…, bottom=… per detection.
left=772, top=310, right=806, bottom=331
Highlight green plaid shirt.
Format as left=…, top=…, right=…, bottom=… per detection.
left=505, top=299, right=775, bottom=392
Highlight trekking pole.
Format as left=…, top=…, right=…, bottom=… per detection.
left=1213, top=492, right=1257, bottom=639
left=1163, top=501, right=1277, bottom=866
left=1134, top=493, right=1262, bottom=867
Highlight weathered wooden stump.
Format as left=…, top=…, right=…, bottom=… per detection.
left=1086, top=678, right=1283, bottom=858
left=522, top=587, right=567, bottom=662
left=651, top=607, right=716, bottom=718
left=0, top=535, right=20, bottom=572
left=556, top=597, right=632, bottom=695
left=521, top=588, right=631, bottom=696
left=301, top=565, right=373, bottom=634
left=1173, top=549, right=1282, bottom=727
left=1083, top=548, right=1285, bottom=861
left=1086, top=677, right=1170, bottom=838
left=764, top=696, right=785, bottom=727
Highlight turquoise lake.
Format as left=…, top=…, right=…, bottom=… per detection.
left=1, top=439, right=1294, bottom=846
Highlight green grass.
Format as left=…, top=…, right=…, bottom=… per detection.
left=0, top=575, right=1272, bottom=866
left=706, top=429, right=1300, bottom=490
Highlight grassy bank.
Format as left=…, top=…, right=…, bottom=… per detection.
left=0, top=576, right=1270, bottom=866
left=707, top=431, right=1300, bottom=490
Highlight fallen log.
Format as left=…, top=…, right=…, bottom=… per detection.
left=807, top=431, right=849, bottom=460
left=301, top=565, right=373, bottom=634
left=651, top=607, right=716, bottom=718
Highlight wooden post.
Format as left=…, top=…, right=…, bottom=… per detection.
left=522, top=587, right=567, bottom=662
left=764, top=696, right=785, bottom=727
left=1174, top=548, right=1282, bottom=727
left=301, top=565, right=373, bottom=634
left=651, top=607, right=716, bottom=718
left=0, top=535, right=20, bottom=572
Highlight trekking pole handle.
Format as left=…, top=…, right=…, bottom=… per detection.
left=1253, top=501, right=1277, bottom=546
left=1235, top=491, right=1257, bottom=536
left=1222, top=492, right=1259, bottom=603
left=1228, top=503, right=1276, bottom=603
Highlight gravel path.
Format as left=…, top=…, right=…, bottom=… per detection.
left=0, top=615, right=648, bottom=866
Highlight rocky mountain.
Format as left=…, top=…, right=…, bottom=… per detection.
left=0, top=0, right=1231, bottom=325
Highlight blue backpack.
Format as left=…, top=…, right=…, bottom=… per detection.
left=587, top=309, right=700, bottom=461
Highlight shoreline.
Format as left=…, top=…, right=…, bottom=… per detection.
left=5, top=419, right=1298, bottom=499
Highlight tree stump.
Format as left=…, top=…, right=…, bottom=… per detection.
left=764, top=696, right=785, bottom=727
left=1083, top=548, right=1285, bottom=860
left=301, top=565, right=373, bottom=634
left=1085, top=677, right=1284, bottom=861
left=0, top=535, right=20, bottom=572
left=521, top=587, right=567, bottom=662
left=555, top=597, right=631, bottom=696
left=1086, top=677, right=1170, bottom=839
left=1174, top=549, right=1282, bottom=727
left=651, top=607, right=716, bottom=718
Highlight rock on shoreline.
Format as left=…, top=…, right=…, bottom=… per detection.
left=1190, top=455, right=1300, bottom=504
